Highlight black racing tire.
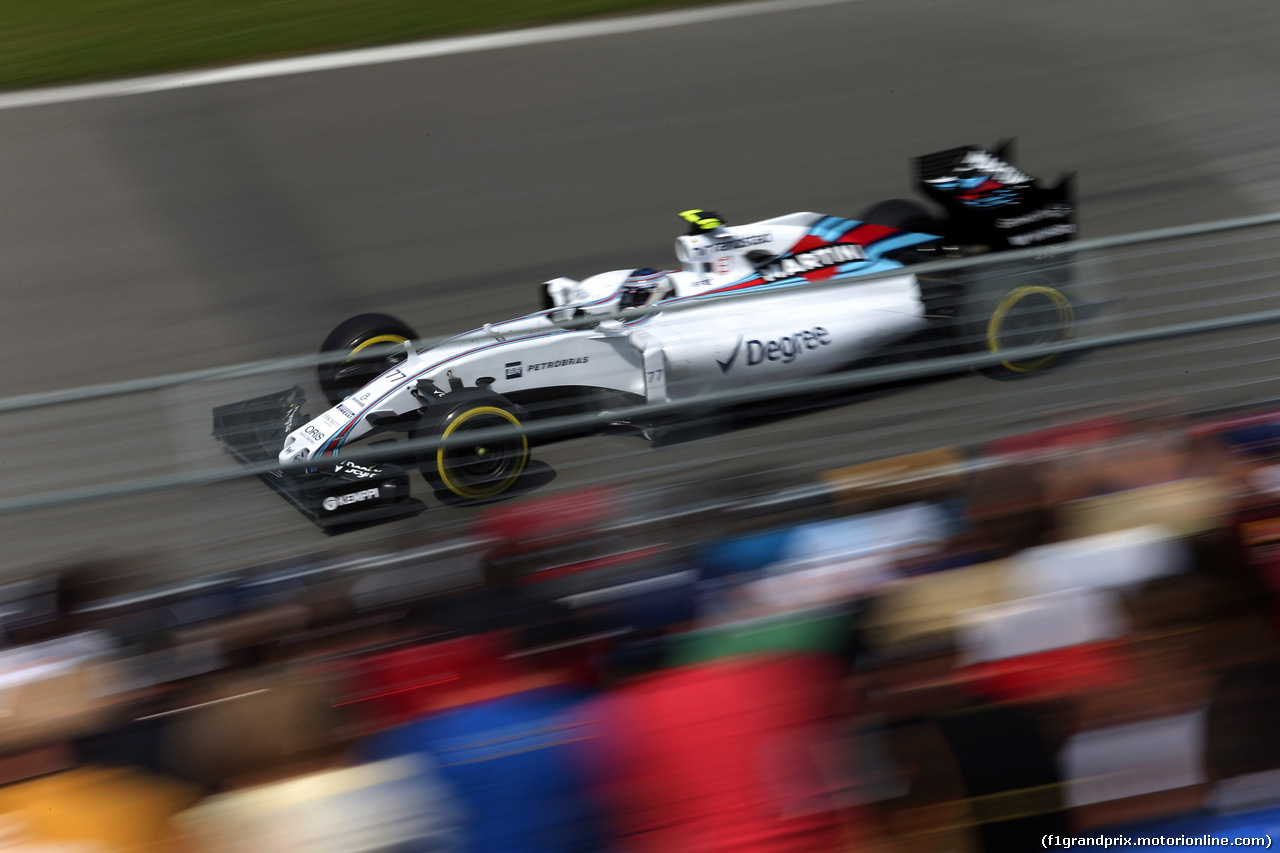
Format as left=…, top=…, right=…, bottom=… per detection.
left=415, top=390, right=530, bottom=500
left=318, top=313, right=419, bottom=406
left=958, top=282, right=1076, bottom=379
left=859, top=199, right=943, bottom=235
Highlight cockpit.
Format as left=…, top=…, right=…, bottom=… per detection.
left=617, top=268, right=674, bottom=309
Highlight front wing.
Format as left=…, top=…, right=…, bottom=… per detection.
left=212, top=387, right=427, bottom=533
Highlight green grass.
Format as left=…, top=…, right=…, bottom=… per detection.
left=0, top=0, right=717, bottom=91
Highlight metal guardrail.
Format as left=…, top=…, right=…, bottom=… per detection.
left=1, top=281, right=1279, bottom=517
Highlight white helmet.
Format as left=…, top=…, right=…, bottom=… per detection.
left=618, top=268, right=673, bottom=310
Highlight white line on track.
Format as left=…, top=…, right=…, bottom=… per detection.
left=0, top=0, right=859, bottom=112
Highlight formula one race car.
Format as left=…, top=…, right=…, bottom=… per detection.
left=214, top=142, right=1078, bottom=532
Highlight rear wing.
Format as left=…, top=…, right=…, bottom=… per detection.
left=916, top=141, right=1076, bottom=251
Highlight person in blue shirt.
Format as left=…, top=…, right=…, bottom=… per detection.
left=360, top=588, right=603, bottom=853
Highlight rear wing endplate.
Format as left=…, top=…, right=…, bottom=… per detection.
left=916, top=140, right=1076, bottom=251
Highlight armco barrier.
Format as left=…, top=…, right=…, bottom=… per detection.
left=4, top=303, right=1279, bottom=518
left=35, top=398, right=1278, bottom=641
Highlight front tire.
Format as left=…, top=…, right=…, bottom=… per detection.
left=416, top=391, right=530, bottom=500
left=318, top=313, right=419, bottom=406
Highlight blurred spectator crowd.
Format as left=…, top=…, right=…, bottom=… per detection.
left=8, top=405, right=1280, bottom=851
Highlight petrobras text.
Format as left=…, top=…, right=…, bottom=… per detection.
left=525, top=356, right=589, bottom=372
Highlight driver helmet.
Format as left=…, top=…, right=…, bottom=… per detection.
left=618, top=268, right=672, bottom=310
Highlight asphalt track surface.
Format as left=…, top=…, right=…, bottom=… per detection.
left=1, top=0, right=1280, bottom=580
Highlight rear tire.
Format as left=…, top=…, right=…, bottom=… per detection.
left=859, top=199, right=943, bottom=235
left=862, top=200, right=1076, bottom=377
left=958, top=281, right=1075, bottom=378
left=318, top=313, right=418, bottom=406
left=415, top=390, right=530, bottom=500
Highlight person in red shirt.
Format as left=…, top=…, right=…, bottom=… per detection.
left=583, top=649, right=855, bottom=853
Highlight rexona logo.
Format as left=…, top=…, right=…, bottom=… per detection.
left=322, top=488, right=380, bottom=512
left=690, top=232, right=772, bottom=259
left=759, top=244, right=866, bottom=282
left=1007, top=223, right=1076, bottom=246
left=717, top=327, right=832, bottom=372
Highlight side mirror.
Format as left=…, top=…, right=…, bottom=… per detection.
left=594, top=320, right=627, bottom=337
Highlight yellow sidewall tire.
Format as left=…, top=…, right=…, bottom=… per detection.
left=434, top=406, right=529, bottom=499
left=986, top=285, right=1075, bottom=373
left=318, top=313, right=418, bottom=406
left=346, top=334, right=409, bottom=359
